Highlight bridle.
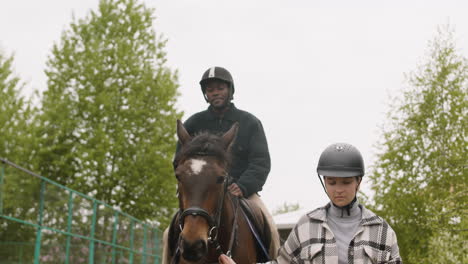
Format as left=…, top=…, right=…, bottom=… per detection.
left=172, top=154, right=240, bottom=264
left=178, top=173, right=229, bottom=248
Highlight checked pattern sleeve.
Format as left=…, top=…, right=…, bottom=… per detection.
left=265, top=211, right=338, bottom=264
left=266, top=214, right=314, bottom=264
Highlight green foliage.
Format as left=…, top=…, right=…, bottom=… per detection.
left=273, top=202, right=300, bottom=216
left=425, top=231, right=467, bottom=264
left=368, top=25, right=467, bottom=264
left=0, top=51, right=38, bottom=262
left=0, top=52, right=34, bottom=163
left=36, top=0, right=182, bottom=227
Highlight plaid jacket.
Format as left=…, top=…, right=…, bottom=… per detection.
left=270, top=203, right=402, bottom=264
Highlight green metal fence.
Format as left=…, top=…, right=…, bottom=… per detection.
left=0, top=158, right=162, bottom=264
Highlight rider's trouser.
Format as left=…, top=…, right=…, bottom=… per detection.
left=247, top=193, right=280, bottom=259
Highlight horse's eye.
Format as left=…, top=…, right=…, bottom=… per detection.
left=216, top=176, right=225, bottom=184
left=175, top=173, right=181, bottom=181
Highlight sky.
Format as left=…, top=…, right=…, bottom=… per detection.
left=1, top=0, right=467, bottom=214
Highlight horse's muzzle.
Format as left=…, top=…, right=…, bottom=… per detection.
left=180, top=237, right=207, bottom=262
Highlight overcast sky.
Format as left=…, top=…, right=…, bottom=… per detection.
left=1, top=0, right=467, bottom=213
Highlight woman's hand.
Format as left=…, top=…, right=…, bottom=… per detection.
left=219, top=254, right=236, bottom=264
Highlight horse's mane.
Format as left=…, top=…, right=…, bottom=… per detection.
left=174, top=132, right=232, bottom=167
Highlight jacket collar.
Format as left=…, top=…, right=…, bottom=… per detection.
left=307, top=202, right=383, bottom=226
left=360, top=205, right=384, bottom=226
left=207, top=103, right=237, bottom=121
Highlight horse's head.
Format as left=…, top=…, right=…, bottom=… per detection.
left=174, top=120, right=238, bottom=263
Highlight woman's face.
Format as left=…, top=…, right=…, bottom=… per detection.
left=324, top=176, right=361, bottom=207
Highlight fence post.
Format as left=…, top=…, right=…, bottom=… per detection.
left=89, top=200, right=98, bottom=264
left=65, top=191, right=74, bottom=264
left=154, top=230, right=160, bottom=264
left=142, top=224, right=148, bottom=264
left=19, top=243, right=24, bottom=263
left=33, top=179, right=46, bottom=264
left=129, top=219, right=135, bottom=264
left=111, top=211, right=119, bottom=264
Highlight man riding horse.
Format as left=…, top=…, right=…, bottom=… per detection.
left=164, top=66, right=279, bottom=263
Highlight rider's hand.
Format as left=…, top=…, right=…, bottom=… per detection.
left=228, top=183, right=243, bottom=197
left=219, top=254, right=236, bottom=264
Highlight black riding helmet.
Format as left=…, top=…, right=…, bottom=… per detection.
left=317, top=143, right=365, bottom=177
left=199, top=66, right=235, bottom=101
left=317, top=143, right=364, bottom=215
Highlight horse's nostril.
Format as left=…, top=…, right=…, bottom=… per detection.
left=181, top=238, right=207, bottom=262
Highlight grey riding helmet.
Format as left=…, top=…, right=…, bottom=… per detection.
left=317, top=143, right=365, bottom=178
left=199, top=66, right=235, bottom=100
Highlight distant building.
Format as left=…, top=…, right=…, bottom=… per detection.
left=273, top=208, right=315, bottom=243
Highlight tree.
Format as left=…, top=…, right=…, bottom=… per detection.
left=272, top=202, right=300, bottom=216
left=36, top=0, right=181, bottom=227
left=0, top=51, right=38, bottom=262
left=0, top=51, right=34, bottom=164
left=368, top=25, right=467, bottom=264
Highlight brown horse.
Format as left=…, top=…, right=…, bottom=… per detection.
left=164, top=120, right=265, bottom=264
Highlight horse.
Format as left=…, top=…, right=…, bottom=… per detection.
left=163, top=120, right=275, bottom=264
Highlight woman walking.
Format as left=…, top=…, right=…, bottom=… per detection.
left=219, top=143, right=402, bottom=264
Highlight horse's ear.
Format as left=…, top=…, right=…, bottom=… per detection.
left=177, top=120, right=192, bottom=146
left=222, top=122, right=239, bottom=150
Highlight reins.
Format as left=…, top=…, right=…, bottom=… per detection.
left=226, top=195, right=240, bottom=258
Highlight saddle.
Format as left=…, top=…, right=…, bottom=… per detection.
left=167, top=198, right=273, bottom=262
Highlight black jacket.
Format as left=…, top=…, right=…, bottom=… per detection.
left=178, top=103, right=270, bottom=197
